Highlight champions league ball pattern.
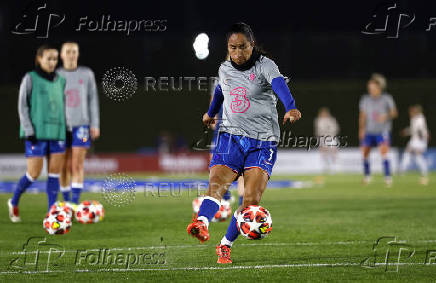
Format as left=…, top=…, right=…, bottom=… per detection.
left=75, top=200, right=105, bottom=224
left=50, top=201, right=74, bottom=218
left=102, top=66, right=137, bottom=102
left=237, top=205, right=272, bottom=240
left=43, top=208, right=72, bottom=235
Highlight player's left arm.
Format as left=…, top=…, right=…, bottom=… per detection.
left=263, top=58, right=301, bottom=124
left=87, top=69, right=100, bottom=140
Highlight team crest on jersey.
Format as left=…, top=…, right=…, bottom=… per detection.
left=230, top=87, right=250, bottom=113
left=76, top=126, right=89, bottom=142
left=249, top=73, right=255, bottom=81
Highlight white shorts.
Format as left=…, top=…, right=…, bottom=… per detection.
left=407, top=138, right=427, bottom=152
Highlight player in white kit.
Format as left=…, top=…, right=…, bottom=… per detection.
left=314, top=107, right=340, bottom=175
left=400, top=105, right=429, bottom=185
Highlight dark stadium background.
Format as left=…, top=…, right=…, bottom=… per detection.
left=0, top=0, right=435, bottom=153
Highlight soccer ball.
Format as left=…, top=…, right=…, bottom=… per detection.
left=237, top=205, right=272, bottom=240
left=75, top=200, right=105, bottom=224
left=43, top=209, right=72, bottom=234
left=192, top=197, right=232, bottom=222
left=49, top=201, right=74, bottom=218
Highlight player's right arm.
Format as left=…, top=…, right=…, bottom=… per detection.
left=203, top=84, right=224, bottom=126
left=18, top=73, right=34, bottom=138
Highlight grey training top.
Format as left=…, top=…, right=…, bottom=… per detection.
left=218, top=55, right=283, bottom=142
left=359, top=93, right=396, bottom=134
left=56, top=66, right=99, bottom=130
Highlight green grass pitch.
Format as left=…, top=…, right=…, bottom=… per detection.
left=0, top=173, right=435, bottom=282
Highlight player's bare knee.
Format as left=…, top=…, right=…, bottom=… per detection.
left=27, top=171, right=40, bottom=180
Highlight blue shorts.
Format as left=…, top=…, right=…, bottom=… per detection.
left=25, top=140, right=66, bottom=157
left=361, top=133, right=391, bottom=147
left=209, top=132, right=278, bottom=178
left=66, top=125, right=91, bottom=148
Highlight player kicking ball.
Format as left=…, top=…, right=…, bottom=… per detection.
left=186, top=23, right=301, bottom=264
left=57, top=42, right=100, bottom=205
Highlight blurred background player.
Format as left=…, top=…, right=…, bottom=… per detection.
left=57, top=42, right=100, bottom=204
left=314, top=107, right=339, bottom=176
left=400, top=105, right=429, bottom=185
left=359, top=73, right=398, bottom=186
left=187, top=23, right=301, bottom=264
left=8, top=45, right=66, bottom=222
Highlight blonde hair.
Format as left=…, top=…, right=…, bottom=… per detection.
left=369, top=73, right=387, bottom=90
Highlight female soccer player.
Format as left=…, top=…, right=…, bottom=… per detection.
left=359, top=73, right=397, bottom=186
left=8, top=45, right=66, bottom=222
left=187, top=23, right=301, bottom=264
left=57, top=42, right=100, bottom=204
left=400, top=105, right=429, bottom=185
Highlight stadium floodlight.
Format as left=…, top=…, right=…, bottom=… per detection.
left=193, top=33, right=209, bottom=60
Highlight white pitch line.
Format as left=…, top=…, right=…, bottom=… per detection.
left=3, top=241, right=368, bottom=255
left=4, top=239, right=436, bottom=256
left=0, top=262, right=430, bottom=275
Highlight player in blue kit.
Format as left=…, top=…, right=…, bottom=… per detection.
left=359, top=73, right=397, bottom=186
left=187, top=23, right=301, bottom=264
left=8, top=45, right=66, bottom=222
left=57, top=42, right=100, bottom=204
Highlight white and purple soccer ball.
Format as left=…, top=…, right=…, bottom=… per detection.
left=75, top=200, right=105, bottom=224
left=237, top=205, right=272, bottom=240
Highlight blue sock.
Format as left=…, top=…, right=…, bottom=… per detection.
left=239, top=196, right=243, bottom=206
left=11, top=173, right=34, bottom=206
left=63, top=191, right=71, bottom=202
left=383, top=159, right=391, bottom=177
left=364, top=159, right=370, bottom=176
left=61, top=186, right=71, bottom=202
left=224, top=215, right=239, bottom=242
left=197, top=197, right=220, bottom=226
left=223, top=190, right=231, bottom=201
left=47, top=174, right=60, bottom=210
left=71, top=183, right=83, bottom=204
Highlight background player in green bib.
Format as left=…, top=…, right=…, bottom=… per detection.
left=8, top=45, right=66, bottom=222
left=57, top=42, right=100, bottom=204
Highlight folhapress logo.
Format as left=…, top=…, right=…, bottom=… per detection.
left=362, top=3, right=415, bottom=38
left=11, top=2, right=65, bottom=38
